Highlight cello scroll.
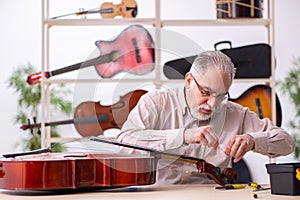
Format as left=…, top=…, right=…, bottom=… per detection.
left=195, top=160, right=237, bottom=186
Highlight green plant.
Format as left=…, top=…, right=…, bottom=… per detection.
left=8, top=64, right=73, bottom=152
left=277, top=57, right=300, bottom=159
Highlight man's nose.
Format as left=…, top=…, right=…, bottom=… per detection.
left=207, top=96, right=217, bottom=107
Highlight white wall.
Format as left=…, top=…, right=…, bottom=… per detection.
left=1, top=0, right=300, bottom=184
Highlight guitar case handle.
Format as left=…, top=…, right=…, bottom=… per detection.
left=214, top=41, right=232, bottom=50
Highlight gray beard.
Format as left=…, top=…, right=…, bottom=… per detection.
left=184, top=86, right=212, bottom=121
left=190, top=106, right=213, bottom=121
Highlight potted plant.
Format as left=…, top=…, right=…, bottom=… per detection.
left=277, top=57, right=300, bottom=159
left=7, top=64, right=72, bottom=152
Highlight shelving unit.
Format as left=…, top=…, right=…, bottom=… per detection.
left=40, top=0, right=275, bottom=148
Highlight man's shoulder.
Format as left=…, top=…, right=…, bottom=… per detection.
left=226, top=101, right=248, bottom=112
left=147, top=88, right=180, bottom=98
left=142, top=88, right=182, bottom=105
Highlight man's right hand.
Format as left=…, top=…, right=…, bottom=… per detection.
left=184, top=125, right=218, bottom=149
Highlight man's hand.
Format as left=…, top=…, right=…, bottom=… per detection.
left=225, top=134, right=255, bottom=163
left=184, top=125, right=218, bottom=149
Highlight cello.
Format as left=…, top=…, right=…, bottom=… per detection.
left=0, top=138, right=237, bottom=190
left=20, top=90, right=148, bottom=137
left=27, top=25, right=155, bottom=85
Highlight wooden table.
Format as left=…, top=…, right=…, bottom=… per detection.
left=0, top=184, right=299, bottom=200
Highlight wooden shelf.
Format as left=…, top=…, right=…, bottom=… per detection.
left=41, top=0, right=276, bottom=147
left=44, top=18, right=155, bottom=26
left=43, top=18, right=271, bottom=27
left=162, top=19, right=271, bottom=27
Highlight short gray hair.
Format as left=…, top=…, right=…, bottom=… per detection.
left=189, top=51, right=236, bottom=81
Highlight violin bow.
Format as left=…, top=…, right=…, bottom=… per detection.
left=89, top=137, right=237, bottom=186
left=2, top=146, right=51, bottom=158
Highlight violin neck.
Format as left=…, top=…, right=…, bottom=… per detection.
left=44, top=119, right=74, bottom=127
left=46, top=114, right=109, bottom=127
left=84, top=8, right=113, bottom=15
left=51, top=8, right=114, bottom=19
left=48, top=52, right=115, bottom=78
left=22, top=114, right=109, bottom=130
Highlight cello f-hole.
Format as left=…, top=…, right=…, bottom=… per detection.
left=0, top=163, right=5, bottom=178
left=64, top=154, right=88, bottom=158
left=110, top=100, right=126, bottom=111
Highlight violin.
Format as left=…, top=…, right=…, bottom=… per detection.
left=51, top=0, right=138, bottom=19
left=27, top=25, right=155, bottom=85
left=0, top=138, right=237, bottom=190
left=20, top=90, right=147, bottom=137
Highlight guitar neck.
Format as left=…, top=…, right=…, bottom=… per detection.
left=49, top=52, right=115, bottom=78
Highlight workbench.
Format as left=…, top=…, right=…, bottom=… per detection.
left=0, top=184, right=299, bottom=200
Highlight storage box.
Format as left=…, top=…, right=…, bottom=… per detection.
left=266, top=162, right=300, bottom=195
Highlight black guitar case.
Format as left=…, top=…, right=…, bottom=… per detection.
left=163, top=41, right=272, bottom=79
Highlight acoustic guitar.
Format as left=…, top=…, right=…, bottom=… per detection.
left=27, top=25, right=155, bottom=85
left=229, top=84, right=282, bottom=127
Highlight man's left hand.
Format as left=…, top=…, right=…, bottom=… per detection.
left=225, top=134, right=255, bottom=163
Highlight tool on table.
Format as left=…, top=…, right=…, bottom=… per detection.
left=215, top=184, right=246, bottom=190
left=249, top=182, right=270, bottom=192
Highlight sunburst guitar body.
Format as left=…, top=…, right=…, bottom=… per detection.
left=230, top=84, right=282, bottom=126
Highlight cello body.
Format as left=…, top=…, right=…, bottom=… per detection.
left=0, top=153, right=155, bottom=190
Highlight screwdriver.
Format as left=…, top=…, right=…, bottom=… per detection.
left=216, top=184, right=246, bottom=190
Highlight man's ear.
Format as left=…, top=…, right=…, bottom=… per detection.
left=185, top=72, right=193, bottom=86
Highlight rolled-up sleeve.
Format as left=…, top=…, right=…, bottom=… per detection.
left=243, top=110, right=295, bottom=158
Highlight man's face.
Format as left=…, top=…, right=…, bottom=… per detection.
left=185, top=67, right=231, bottom=120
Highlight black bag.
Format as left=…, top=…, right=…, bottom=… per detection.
left=163, top=41, right=272, bottom=79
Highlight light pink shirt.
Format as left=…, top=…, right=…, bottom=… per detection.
left=116, top=87, right=295, bottom=184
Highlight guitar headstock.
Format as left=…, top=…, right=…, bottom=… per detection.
left=27, top=72, right=49, bottom=85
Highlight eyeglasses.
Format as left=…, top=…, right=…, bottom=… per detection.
left=191, top=74, right=230, bottom=102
